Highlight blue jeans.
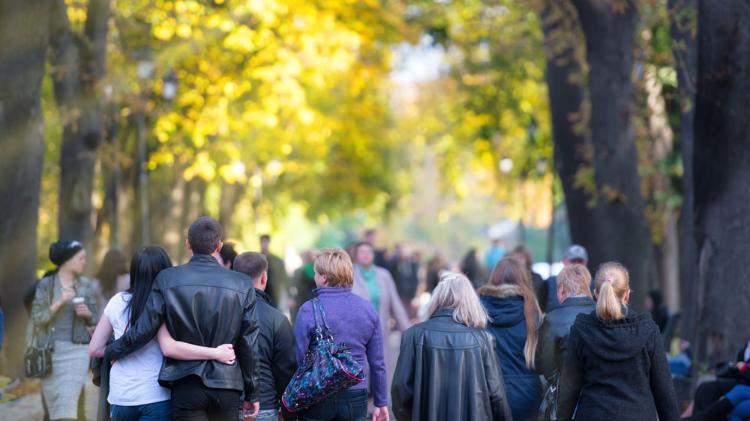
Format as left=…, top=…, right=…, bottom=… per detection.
left=110, top=400, right=171, bottom=421
left=729, top=399, right=750, bottom=421
left=255, top=409, right=279, bottom=421
left=300, top=389, right=368, bottom=421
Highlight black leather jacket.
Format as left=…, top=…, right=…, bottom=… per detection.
left=535, top=296, right=596, bottom=381
left=105, top=254, right=259, bottom=399
left=392, top=309, right=513, bottom=421
left=253, top=289, right=296, bottom=410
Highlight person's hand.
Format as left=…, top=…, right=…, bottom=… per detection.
left=57, top=288, right=75, bottom=306
left=214, top=344, right=235, bottom=365
left=372, top=406, right=389, bottom=421
left=75, top=304, right=92, bottom=320
left=242, top=401, right=259, bottom=420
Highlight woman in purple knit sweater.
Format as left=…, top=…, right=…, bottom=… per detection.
left=293, top=248, right=389, bottom=421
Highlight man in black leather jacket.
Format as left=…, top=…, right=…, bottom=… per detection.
left=535, top=263, right=596, bottom=382
left=233, top=252, right=296, bottom=420
left=105, top=217, right=260, bottom=420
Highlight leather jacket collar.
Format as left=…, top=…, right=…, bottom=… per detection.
left=189, top=254, right=221, bottom=265
left=255, top=288, right=271, bottom=304
left=431, top=308, right=454, bottom=318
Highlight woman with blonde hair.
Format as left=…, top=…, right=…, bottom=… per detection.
left=557, top=262, right=679, bottom=421
left=293, top=248, right=389, bottom=421
left=392, top=272, right=511, bottom=421
left=478, top=257, right=542, bottom=420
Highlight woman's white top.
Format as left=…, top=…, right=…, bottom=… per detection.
left=103, top=292, right=170, bottom=406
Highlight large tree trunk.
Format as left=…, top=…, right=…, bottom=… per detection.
left=692, top=0, right=750, bottom=365
left=540, top=0, right=597, bottom=256
left=0, top=0, right=50, bottom=375
left=573, top=0, right=652, bottom=309
left=50, top=0, right=110, bottom=251
left=669, top=0, right=698, bottom=344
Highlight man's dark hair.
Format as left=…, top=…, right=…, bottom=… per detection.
left=188, top=216, right=223, bottom=255
left=233, top=252, right=268, bottom=281
left=260, top=234, right=271, bottom=242
left=219, top=242, right=238, bottom=268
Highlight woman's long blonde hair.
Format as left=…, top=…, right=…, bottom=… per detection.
left=487, top=258, right=541, bottom=369
left=594, top=262, right=630, bottom=320
left=428, top=272, right=489, bottom=329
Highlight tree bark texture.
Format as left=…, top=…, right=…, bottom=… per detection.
left=572, top=0, right=652, bottom=309
left=669, top=0, right=699, bottom=344
left=540, top=0, right=598, bottom=255
left=51, top=0, right=111, bottom=250
left=692, top=0, right=750, bottom=365
left=0, top=0, right=50, bottom=375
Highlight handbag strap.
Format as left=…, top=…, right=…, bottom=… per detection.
left=311, top=298, right=332, bottom=338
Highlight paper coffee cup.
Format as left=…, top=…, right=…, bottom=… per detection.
left=72, top=297, right=85, bottom=305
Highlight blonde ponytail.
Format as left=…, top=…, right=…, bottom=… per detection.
left=594, top=262, right=630, bottom=321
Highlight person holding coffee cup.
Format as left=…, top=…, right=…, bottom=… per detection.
left=30, top=240, right=99, bottom=421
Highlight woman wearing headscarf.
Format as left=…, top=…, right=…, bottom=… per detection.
left=31, top=240, right=99, bottom=421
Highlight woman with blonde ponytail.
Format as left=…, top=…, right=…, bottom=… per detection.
left=557, top=262, right=680, bottom=421
left=478, top=257, right=542, bottom=421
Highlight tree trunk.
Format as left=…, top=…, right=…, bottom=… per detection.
left=669, top=0, right=698, bottom=344
left=573, top=0, right=652, bottom=309
left=50, top=0, right=110, bottom=250
left=219, top=181, right=245, bottom=238
left=0, top=0, right=50, bottom=375
left=692, top=0, right=750, bottom=365
left=540, top=0, right=598, bottom=258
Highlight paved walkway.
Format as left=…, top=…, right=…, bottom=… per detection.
left=1, top=376, right=99, bottom=421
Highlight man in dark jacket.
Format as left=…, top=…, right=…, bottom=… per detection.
left=105, top=217, right=260, bottom=420
left=233, top=252, right=296, bottom=420
left=535, top=264, right=595, bottom=382
left=260, top=234, right=287, bottom=308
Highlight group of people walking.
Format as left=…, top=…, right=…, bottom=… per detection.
left=25, top=217, right=750, bottom=421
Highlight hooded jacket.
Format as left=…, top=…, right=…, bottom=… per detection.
left=479, top=284, right=542, bottom=421
left=391, top=309, right=512, bottom=421
left=557, top=311, right=680, bottom=421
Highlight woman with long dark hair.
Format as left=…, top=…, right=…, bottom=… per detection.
left=89, top=246, right=236, bottom=420
left=479, top=257, right=543, bottom=421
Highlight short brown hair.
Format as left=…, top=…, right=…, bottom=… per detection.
left=233, top=252, right=268, bottom=281
left=314, top=248, right=354, bottom=288
left=557, top=264, right=593, bottom=298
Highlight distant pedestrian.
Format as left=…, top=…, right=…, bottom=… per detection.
left=261, top=234, right=288, bottom=308
left=291, top=250, right=317, bottom=320
left=218, top=242, right=239, bottom=270
left=352, top=241, right=410, bottom=372
left=234, top=252, right=297, bottom=421
left=92, top=249, right=130, bottom=309
left=646, top=289, right=670, bottom=333
left=541, top=244, right=589, bottom=313
left=392, top=272, right=512, bottom=421
left=484, top=238, right=506, bottom=273
left=31, top=240, right=98, bottom=421
left=557, top=262, right=679, bottom=421
left=460, top=248, right=483, bottom=290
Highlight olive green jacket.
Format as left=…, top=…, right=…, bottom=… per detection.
left=30, top=274, right=99, bottom=346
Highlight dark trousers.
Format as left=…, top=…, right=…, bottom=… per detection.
left=300, top=389, right=368, bottom=421
left=694, top=378, right=738, bottom=412
left=171, top=376, right=241, bottom=421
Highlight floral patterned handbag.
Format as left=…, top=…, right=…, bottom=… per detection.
left=281, top=298, right=365, bottom=413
